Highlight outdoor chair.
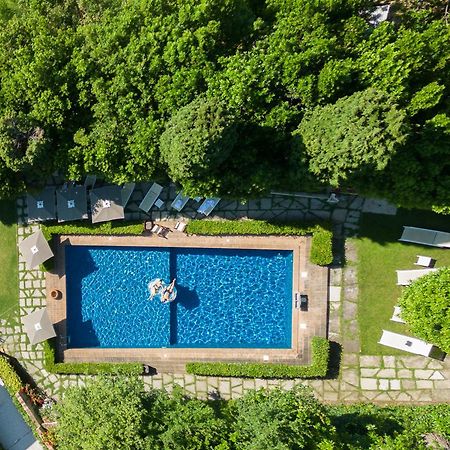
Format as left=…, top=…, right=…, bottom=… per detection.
left=414, top=255, right=435, bottom=268
left=174, top=221, right=187, bottom=232
left=390, top=306, right=406, bottom=324
left=399, top=226, right=450, bottom=248
left=197, top=197, right=221, bottom=216
left=151, top=224, right=170, bottom=238
left=121, top=182, right=135, bottom=207
left=139, top=183, right=163, bottom=212
left=171, top=192, right=190, bottom=212
left=396, top=269, right=438, bottom=286
left=143, top=220, right=154, bottom=235
left=84, top=175, right=96, bottom=190
left=378, top=330, right=445, bottom=359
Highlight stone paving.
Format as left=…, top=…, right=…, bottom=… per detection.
left=2, top=188, right=450, bottom=404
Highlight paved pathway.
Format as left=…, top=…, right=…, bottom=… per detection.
left=1, top=188, right=450, bottom=404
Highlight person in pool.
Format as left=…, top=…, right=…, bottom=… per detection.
left=149, top=278, right=163, bottom=299
left=161, top=278, right=176, bottom=303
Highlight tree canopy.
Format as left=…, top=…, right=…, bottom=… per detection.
left=54, top=377, right=450, bottom=449
left=399, top=267, right=450, bottom=352
left=0, top=0, right=448, bottom=212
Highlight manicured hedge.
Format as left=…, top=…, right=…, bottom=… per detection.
left=186, top=337, right=330, bottom=379
left=0, top=356, right=22, bottom=394
left=42, top=339, right=142, bottom=375
left=41, top=220, right=143, bottom=241
left=186, top=219, right=333, bottom=266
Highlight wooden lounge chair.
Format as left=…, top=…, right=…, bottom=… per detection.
left=139, top=183, right=163, bottom=212
left=399, top=226, right=450, bottom=248
left=197, top=197, right=220, bottom=216
left=396, top=269, right=438, bottom=286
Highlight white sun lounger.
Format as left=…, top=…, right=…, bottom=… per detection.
left=399, top=226, right=450, bottom=248
left=378, top=330, right=436, bottom=357
left=396, top=268, right=438, bottom=286
left=197, top=197, right=220, bottom=216
left=171, top=192, right=190, bottom=211
left=390, top=306, right=406, bottom=324
left=138, top=183, right=163, bottom=212
left=121, top=182, right=135, bottom=207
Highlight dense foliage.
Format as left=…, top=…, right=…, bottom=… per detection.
left=0, top=355, right=22, bottom=394
left=0, top=0, right=449, bottom=212
left=55, top=376, right=450, bottom=449
left=187, top=336, right=330, bottom=378
left=398, top=267, right=450, bottom=352
left=187, top=219, right=333, bottom=265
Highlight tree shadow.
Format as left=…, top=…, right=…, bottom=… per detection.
left=326, top=341, right=342, bottom=379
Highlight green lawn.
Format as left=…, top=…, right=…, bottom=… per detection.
left=355, top=209, right=450, bottom=355
left=0, top=199, right=18, bottom=323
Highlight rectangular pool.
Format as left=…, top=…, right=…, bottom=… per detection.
left=65, top=245, right=293, bottom=348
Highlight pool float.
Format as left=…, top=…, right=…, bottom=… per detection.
left=148, top=278, right=163, bottom=299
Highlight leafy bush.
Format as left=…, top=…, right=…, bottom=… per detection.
left=186, top=219, right=333, bottom=266
left=42, top=339, right=142, bottom=375
left=399, top=267, right=450, bottom=352
left=186, top=337, right=330, bottom=379
left=41, top=220, right=143, bottom=241
left=310, top=228, right=333, bottom=266
left=0, top=355, right=22, bottom=394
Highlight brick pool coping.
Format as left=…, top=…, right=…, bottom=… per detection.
left=46, top=228, right=328, bottom=371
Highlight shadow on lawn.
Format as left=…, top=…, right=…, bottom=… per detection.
left=0, top=199, right=17, bottom=226
left=357, top=208, right=450, bottom=246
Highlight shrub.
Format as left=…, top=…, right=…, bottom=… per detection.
left=42, top=339, right=142, bottom=375
left=399, top=267, right=450, bottom=352
left=186, top=337, right=330, bottom=379
left=186, top=220, right=333, bottom=266
left=41, top=220, right=143, bottom=241
left=0, top=355, right=22, bottom=393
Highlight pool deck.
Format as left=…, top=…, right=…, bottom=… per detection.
left=46, top=224, right=328, bottom=371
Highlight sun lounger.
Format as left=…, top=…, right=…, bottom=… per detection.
left=399, top=226, right=450, bottom=248
left=151, top=224, right=169, bottom=238
left=390, top=306, right=406, bottom=324
left=197, top=197, right=220, bottom=216
left=378, top=330, right=444, bottom=359
left=171, top=192, right=190, bottom=211
left=121, top=182, right=135, bottom=207
left=84, top=175, right=96, bottom=190
left=396, top=268, right=438, bottom=286
left=139, top=183, right=163, bottom=212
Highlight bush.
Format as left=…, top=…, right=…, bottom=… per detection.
left=0, top=355, right=22, bottom=393
left=42, top=339, right=142, bottom=375
left=186, top=220, right=333, bottom=266
left=41, top=220, right=143, bottom=241
left=186, top=337, right=330, bottom=379
left=399, top=267, right=450, bottom=352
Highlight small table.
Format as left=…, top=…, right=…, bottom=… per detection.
left=415, top=255, right=433, bottom=267
left=154, top=198, right=164, bottom=209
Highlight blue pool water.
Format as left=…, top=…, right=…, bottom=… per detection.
left=65, top=246, right=293, bottom=348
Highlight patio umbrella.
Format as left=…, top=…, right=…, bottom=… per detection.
left=21, top=308, right=56, bottom=345
left=18, top=229, right=54, bottom=269
left=56, top=185, right=88, bottom=222
left=90, top=185, right=125, bottom=223
left=26, top=187, right=56, bottom=222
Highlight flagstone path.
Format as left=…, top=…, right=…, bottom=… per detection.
left=1, top=188, right=449, bottom=404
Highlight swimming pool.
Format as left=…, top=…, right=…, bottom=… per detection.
left=65, top=245, right=293, bottom=348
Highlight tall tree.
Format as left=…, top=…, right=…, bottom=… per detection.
left=297, top=88, right=410, bottom=187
